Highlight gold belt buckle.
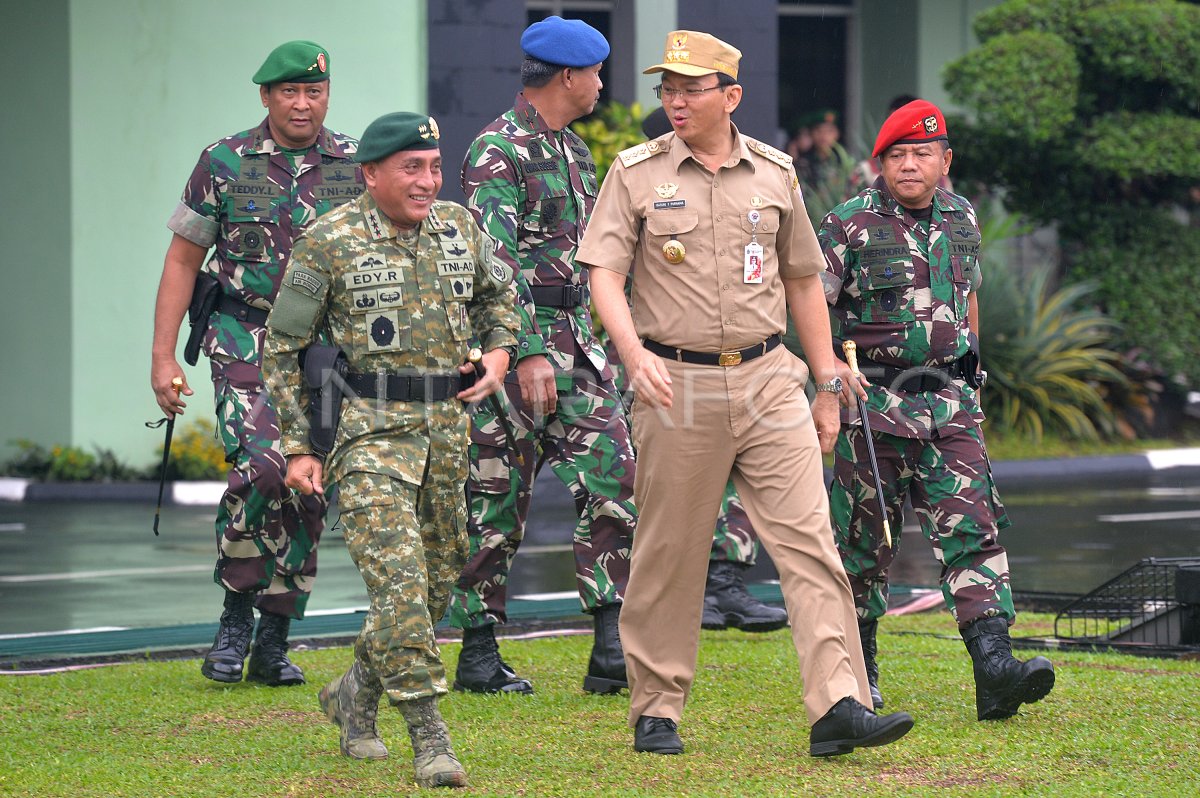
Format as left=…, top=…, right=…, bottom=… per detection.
left=718, top=351, right=742, bottom=367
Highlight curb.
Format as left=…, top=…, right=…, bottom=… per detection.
left=4, top=449, right=1200, bottom=504
left=0, top=478, right=225, bottom=505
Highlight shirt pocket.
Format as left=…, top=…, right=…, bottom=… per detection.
left=857, top=250, right=916, bottom=323
left=646, top=210, right=700, bottom=272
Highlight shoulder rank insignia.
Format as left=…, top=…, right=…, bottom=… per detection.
left=747, top=138, right=793, bottom=169
left=618, top=141, right=665, bottom=168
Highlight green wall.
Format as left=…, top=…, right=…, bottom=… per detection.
left=20, top=0, right=424, bottom=468
left=1, top=0, right=72, bottom=460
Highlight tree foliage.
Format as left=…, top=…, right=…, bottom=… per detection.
left=944, top=0, right=1200, bottom=385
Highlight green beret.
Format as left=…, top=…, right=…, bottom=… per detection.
left=800, top=109, right=839, bottom=128
left=252, top=40, right=330, bottom=85
left=354, top=112, right=441, bottom=163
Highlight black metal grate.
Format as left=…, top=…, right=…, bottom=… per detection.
left=1054, top=557, right=1200, bottom=651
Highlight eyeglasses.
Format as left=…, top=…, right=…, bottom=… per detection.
left=654, top=84, right=725, bottom=101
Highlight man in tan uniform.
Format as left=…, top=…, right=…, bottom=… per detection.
left=578, top=30, right=915, bottom=758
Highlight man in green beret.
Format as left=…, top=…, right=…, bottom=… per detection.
left=150, top=40, right=365, bottom=687
left=263, top=111, right=520, bottom=789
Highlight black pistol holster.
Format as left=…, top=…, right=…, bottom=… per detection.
left=184, top=271, right=221, bottom=366
left=960, top=334, right=987, bottom=390
left=301, top=344, right=349, bottom=460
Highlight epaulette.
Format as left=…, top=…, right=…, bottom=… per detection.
left=617, top=139, right=668, bottom=168
left=746, top=138, right=793, bottom=169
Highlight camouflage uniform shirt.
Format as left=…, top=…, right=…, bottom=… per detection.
left=460, top=93, right=610, bottom=384
left=168, top=118, right=364, bottom=363
left=261, top=192, right=520, bottom=486
left=819, top=177, right=984, bottom=438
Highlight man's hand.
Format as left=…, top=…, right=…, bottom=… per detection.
left=457, top=347, right=511, bottom=404
left=516, top=354, right=557, bottom=420
left=624, top=346, right=674, bottom=409
left=832, top=358, right=870, bottom=405
left=151, top=356, right=192, bottom=416
left=811, top=392, right=841, bottom=454
left=285, top=454, right=324, bottom=495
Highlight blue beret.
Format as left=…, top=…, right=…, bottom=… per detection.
left=355, top=112, right=441, bottom=164
left=520, top=16, right=609, bottom=68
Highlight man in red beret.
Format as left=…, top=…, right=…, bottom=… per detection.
left=818, top=99, right=1055, bottom=722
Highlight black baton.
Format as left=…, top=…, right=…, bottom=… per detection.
left=146, top=377, right=184, bottom=536
left=842, top=341, right=892, bottom=548
left=468, top=348, right=524, bottom=468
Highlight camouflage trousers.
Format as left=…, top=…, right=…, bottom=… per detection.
left=712, top=479, right=759, bottom=565
left=829, top=424, right=1014, bottom=627
left=210, top=356, right=325, bottom=619
left=447, top=364, right=635, bottom=629
left=336, top=469, right=469, bottom=703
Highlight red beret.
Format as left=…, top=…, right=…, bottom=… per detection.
left=871, top=99, right=948, bottom=158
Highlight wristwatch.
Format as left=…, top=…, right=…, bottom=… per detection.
left=815, top=376, right=844, bottom=394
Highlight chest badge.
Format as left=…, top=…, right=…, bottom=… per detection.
left=655, top=183, right=679, bottom=199
left=750, top=196, right=763, bottom=208
left=663, top=239, right=686, bottom=265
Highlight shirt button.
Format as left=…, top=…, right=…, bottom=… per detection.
left=718, top=249, right=725, bottom=256
left=722, top=284, right=730, bottom=291
left=716, top=215, right=722, bottom=222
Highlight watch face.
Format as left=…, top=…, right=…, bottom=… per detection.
left=831, top=376, right=844, bottom=392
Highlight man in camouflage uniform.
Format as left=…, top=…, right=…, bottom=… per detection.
left=262, top=111, right=520, bottom=789
left=449, top=16, right=635, bottom=695
left=820, top=99, right=1054, bottom=720
left=151, top=40, right=364, bottom=687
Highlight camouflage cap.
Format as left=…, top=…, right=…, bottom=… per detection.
left=354, top=112, right=441, bottom=163
left=642, top=30, right=740, bottom=80
left=252, top=40, right=330, bottom=85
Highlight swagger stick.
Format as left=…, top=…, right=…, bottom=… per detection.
left=841, top=341, right=892, bottom=548
left=147, top=377, right=184, bottom=536
left=468, top=348, right=524, bottom=468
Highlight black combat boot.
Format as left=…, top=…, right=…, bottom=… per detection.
left=809, top=696, right=914, bottom=757
left=200, top=590, right=254, bottom=683
left=245, top=611, right=305, bottom=686
left=452, top=624, right=533, bottom=694
left=700, top=560, right=788, bottom=632
left=962, top=616, right=1055, bottom=721
left=583, top=603, right=627, bottom=694
left=859, top=617, right=884, bottom=710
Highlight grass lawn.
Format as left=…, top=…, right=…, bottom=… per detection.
left=2, top=612, right=1197, bottom=797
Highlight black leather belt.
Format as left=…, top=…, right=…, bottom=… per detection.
left=642, top=333, right=782, bottom=367
left=342, top=372, right=461, bottom=402
left=529, top=284, right=587, bottom=308
left=858, top=357, right=967, bottom=392
left=215, top=292, right=270, bottom=326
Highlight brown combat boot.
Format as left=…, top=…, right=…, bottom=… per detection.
left=318, top=660, right=388, bottom=760
left=398, top=696, right=468, bottom=789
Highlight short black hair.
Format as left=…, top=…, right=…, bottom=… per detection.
left=521, top=56, right=564, bottom=88
left=717, top=72, right=737, bottom=88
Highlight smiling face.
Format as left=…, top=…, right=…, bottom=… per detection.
left=260, top=81, right=329, bottom=149
left=879, top=141, right=952, bottom=209
left=363, top=149, right=443, bottom=231
left=660, top=71, right=740, bottom=145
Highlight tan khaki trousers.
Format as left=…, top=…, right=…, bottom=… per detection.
left=624, top=346, right=871, bottom=727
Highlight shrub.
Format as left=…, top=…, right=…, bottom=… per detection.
left=159, top=418, right=227, bottom=481
left=571, top=101, right=650, bottom=184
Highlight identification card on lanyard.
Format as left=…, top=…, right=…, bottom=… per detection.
left=743, top=210, right=763, bottom=283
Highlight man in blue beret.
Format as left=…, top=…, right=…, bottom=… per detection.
left=151, top=40, right=365, bottom=688
left=450, top=15, right=638, bottom=698
left=263, top=111, right=520, bottom=787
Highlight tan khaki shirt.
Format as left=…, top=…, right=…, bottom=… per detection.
left=577, top=124, right=823, bottom=351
